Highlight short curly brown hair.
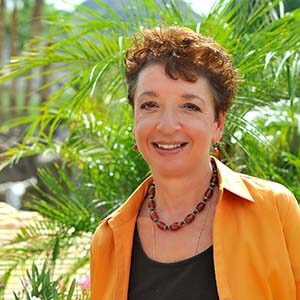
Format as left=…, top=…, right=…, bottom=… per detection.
left=125, top=26, right=238, bottom=119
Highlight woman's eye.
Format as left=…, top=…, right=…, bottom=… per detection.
left=183, top=103, right=201, bottom=112
left=140, top=101, right=158, bottom=110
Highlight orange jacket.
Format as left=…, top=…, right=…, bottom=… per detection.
left=90, top=158, right=300, bottom=300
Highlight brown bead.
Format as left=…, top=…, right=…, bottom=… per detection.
left=196, top=202, right=205, bottom=212
left=184, top=214, right=195, bottom=224
left=148, top=186, right=155, bottom=196
left=150, top=211, right=159, bottom=222
left=169, top=222, right=181, bottom=231
left=212, top=176, right=218, bottom=184
left=204, top=188, right=213, bottom=199
left=148, top=199, right=156, bottom=209
left=156, top=221, right=168, bottom=231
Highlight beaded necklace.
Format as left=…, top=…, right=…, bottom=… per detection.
left=146, top=160, right=218, bottom=231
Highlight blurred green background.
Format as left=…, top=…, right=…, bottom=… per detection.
left=0, top=0, right=299, bottom=299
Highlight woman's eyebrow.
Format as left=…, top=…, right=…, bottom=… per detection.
left=181, top=93, right=206, bottom=104
left=135, top=91, right=159, bottom=106
left=136, top=90, right=158, bottom=99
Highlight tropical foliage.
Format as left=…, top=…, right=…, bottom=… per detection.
left=13, top=261, right=90, bottom=300
left=0, top=0, right=299, bottom=298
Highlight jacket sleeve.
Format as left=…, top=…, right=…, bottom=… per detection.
left=279, top=190, right=300, bottom=299
left=90, top=220, right=116, bottom=300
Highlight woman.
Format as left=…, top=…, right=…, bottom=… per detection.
left=90, top=27, right=300, bottom=300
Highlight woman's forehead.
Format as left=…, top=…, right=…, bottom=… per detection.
left=135, top=64, right=214, bottom=100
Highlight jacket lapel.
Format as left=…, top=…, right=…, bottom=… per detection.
left=112, top=217, right=137, bottom=300
left=108, top=177, right=153, bottom=299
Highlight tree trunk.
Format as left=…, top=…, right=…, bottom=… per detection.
left=9, top=4, right=18, bottom=119
left=24, top=0, right=43, bottom=114
left=0, top=0, right=5, bottom=122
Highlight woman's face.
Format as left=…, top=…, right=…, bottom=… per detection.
left=133, top=64, right=224, bottom=177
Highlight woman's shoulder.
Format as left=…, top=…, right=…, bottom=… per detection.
left=239, top=173, right=293, bottom=197
left=238, top=172, right=298, bottom=214
left=214, top=158, right=296, bottom=205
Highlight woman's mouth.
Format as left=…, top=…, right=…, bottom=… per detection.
left=153, top=143, right=188, bottom=150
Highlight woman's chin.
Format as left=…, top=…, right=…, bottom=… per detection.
left=150, top=162, right=192, bottom=178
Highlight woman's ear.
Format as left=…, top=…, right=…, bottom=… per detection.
left=213, top=112, right=225, bottom=144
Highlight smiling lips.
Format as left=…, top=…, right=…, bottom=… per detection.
left=154, top=143, right=188, bottom=150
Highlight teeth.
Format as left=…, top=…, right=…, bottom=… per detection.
left=157, top=143, right=182, bottom=149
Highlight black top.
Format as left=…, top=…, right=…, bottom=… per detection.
left=128, top=229, right=219, bottom=300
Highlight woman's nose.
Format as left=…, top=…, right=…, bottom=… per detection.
left=156, top=109, right=181, bottom=133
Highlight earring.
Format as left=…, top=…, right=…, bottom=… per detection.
left=132, top=140, right=138, bottom=151
left=213, top=143, right=219, bottom=156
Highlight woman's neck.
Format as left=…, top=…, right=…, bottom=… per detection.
left=150, top=160, right=213, bottom=222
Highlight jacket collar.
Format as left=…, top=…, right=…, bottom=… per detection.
left=107, top=176, right=152, bottom=228
left=212, top=157, right=254, bottom=202
left=107, top=158, right=254, bottom=228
